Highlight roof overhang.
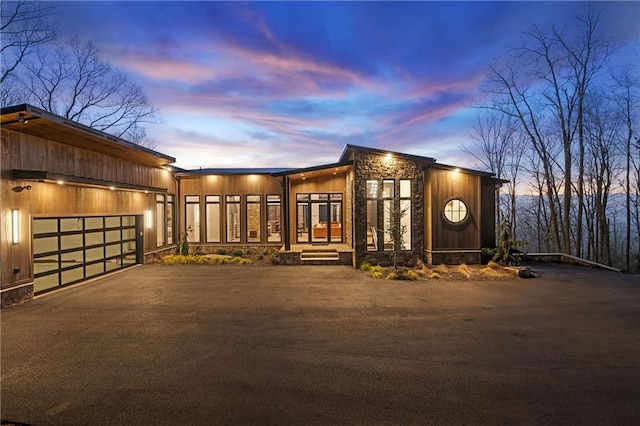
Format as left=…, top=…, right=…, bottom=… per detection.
left=12, top=169, right=168, bottom=194
left=1, top=104, right=175, bottom=168
left=271, top=161, right=353, bottom=180
left=339, top=144, right=436, bottom=165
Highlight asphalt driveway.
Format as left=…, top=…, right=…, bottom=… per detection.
left=1, top=263, right=639, bottom=425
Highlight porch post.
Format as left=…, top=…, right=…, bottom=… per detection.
left=283, top=176, right=291, bottom=251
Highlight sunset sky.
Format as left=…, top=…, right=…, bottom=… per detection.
left=50, top=1, right=640, bottom=170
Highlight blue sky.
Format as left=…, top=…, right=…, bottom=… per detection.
left=51, top=1, right=640, bottom=170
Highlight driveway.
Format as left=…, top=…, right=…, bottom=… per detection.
left=1, top=264, right=639, bottom=425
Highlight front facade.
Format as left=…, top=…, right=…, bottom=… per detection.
left=1, top=105, right=501, bottom=307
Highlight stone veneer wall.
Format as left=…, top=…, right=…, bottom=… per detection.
left=353, top=152, right=424, bottom=267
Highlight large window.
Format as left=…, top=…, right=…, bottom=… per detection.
left=226, top=195, right=241, bottom=242
left=382, top=179, right=394, bottom=251
left=267, top=195, right=281, bottom=242
left=206, top=195, right=221, bottom=242
left=156, top=194, right=165, bottom=247
left=185, top=195, right=200, bottom=243
left=400, top=180, right=411, bottom=250
left=367, top=179, right=413, bottom=252
left=366, top=180, right=378, bottom=251
left=167, top=195, right=175, bottom=244
left=246, top=195, right=261, bottom=242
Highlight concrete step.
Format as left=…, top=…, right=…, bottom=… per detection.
left=300, top=250, right=339, bottom=263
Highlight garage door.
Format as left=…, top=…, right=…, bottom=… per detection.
left=33, top=215, right=141, bottom=294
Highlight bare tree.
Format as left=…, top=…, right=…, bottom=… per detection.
left=612, top=67, right=640, bottom=272
left=16, top=37, right=159, bottom=147
left=464, top=112, right=524, bottom=240
left=481, top=9, right=614, bottom=259
left=1, top=1, right=58, bottom=84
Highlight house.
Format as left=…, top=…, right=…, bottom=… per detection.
left=1, top=104, right=502, bottom=307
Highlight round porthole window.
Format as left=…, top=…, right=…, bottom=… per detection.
left=443, top=198, right=468, bottom=224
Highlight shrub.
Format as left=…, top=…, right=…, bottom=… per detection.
left=371, top=271, right=384, bottom=279
left=385, top=272, right=397, bottom=280
left=256, top=254, right=264, bottom=260
left=370, top=265, right=385, bottom=274
left=194, top=246, right=204, bottom=256
left=457, top=264, right=472, bottom=280
left=231, top=249, right=244, bottom=258
left=428, top=271, right=440, bottom=280
left=232, top=256, right=252, bottom=264
left=403, top=270, right=419, bottom=281
left=215, top=248, right=227, bottom=255
left=360, top=262, right=372, bottom=272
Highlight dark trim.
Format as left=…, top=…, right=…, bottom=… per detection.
left=340, top=144, right=436, bottom=164
left=271, top=160, right=353, bottom=177
left=11, top=169, right=168, bottom=193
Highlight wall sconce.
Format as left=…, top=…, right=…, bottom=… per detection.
left=12, top=185, right=32, bottom=193
left=145, top=209, right=152, bottom=229
left=12, top=209, right=20, bottom=244
left=18, top=113, right=28, bottom=124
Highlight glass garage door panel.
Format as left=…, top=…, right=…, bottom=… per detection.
left=32, top=215, right=139, bottom=294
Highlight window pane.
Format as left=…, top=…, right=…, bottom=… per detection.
left=267, top=195, right=280, bottom=202
left=267, top=203, right=281, bottom=242
left=156, top=201, right=165, bottom=247
left=105, top=216, right=121, bottom=228
left=85, top=231, right=103, bottom=246
left=206, top=195, right=220, bottom=202
left=185, top=195, right=199, bottom=203
left=296, top=194, right=309, bottom=201
left=226, top=201, right=241, bottom=242
left=366, top=180, right=378, bottom=198
left=297, top=204, right=309, bottom=242
left=186, top=202, right=200, bottom=243
left=400, top=199, right=411, bottom=250
left=105, top=230, right=120, bottom=243
left=60, top=218, right=82, bottom=232
left=383, top=180, right=394, bottom=198
left=247, top=202, right=261, bottom=242
left=367, top=200, right=378, bottom=251
left=85, top=217, right=103, bottom=230
left=61, top=234, right=83, bottom=250
left=86, top=262, right=105, bottom=278
left=206, top=203, right=220, bottom=242
left=444, top=199, right=468, bottom=223
left=226, top=195, right=240, bottom=202
left=34, top=254, right=58, bottom=275
left=400, top=180, right=411, bottom=198
left=247, top=195, right=261, bottom=203
left=167, top=199, right=174, bottom=244
left=34, top=236, right=58, bottom=254
left=122, top=216, right=136, bottom=226
left=33, top=218, right=58, bottom=234
left=383, top=199, right=393, bottom=251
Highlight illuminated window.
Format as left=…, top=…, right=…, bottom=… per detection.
left=206, top=195, right=221, bottom=243
left=226, top=195, right=241, bottom=242
left=185, top=195, right=200, bottom=242
left=246, top=195, right=261, bottom=242
left=400, top=180, right=411, bottom=250
left=267, top=195, right=281, bottom=242
left=444, top=198, right=468, bottom=224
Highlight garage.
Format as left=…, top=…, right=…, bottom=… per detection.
left=33, top=215, right=142, bottom=294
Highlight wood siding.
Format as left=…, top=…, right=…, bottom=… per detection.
left=178, top=174, right=283, bottom=245
left=1, top=128, right=176, bottom=290
left=427, top=167, right=481, bottom=250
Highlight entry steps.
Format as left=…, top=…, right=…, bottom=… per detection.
left=300, top=248, right=339, bottom=264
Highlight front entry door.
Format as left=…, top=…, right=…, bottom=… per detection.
left=296, top=193, right=343, bottom=244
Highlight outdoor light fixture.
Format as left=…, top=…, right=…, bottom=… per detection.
left=109, top=186, right=115, bottom=191
left=145, top=209, right=152, bottom=229
left=57, top=180, right=64, bottom=185
left=18, top=113, right=28, bottom=124
left=12, top=209, right=19, bottom=244
left=384, top=153, right=393, bottom=164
